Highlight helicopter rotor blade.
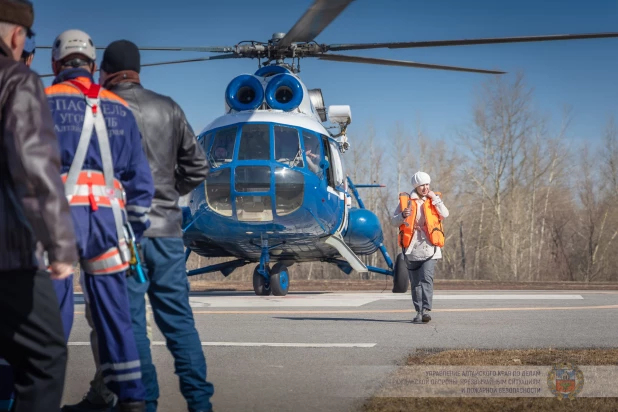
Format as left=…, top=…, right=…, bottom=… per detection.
left=277, top=0, right=355, bottom=48
left=327, top=32, right=618, bottom=52
left=37, top=54, right=238, bottom=79
left=317, top=54, right=505, bottom=74
left=37, top=45, right=235, bottom=53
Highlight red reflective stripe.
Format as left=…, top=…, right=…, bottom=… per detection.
left=61, top=171, right=123, bottom=189
left=90, top=248, right=119, bottom=263
left=90, top=262, right=129, bottom=275
left=68, top=196, right=126, bottom=208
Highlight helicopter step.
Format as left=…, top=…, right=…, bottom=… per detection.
left=324, top=233, right=368, bottom=273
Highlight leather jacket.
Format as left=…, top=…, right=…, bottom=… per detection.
left=106, top=80, right=208, bottom=238
left=0, top=39, right=78, bottom=271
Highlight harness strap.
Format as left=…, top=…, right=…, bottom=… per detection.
left=64, top=80, right=131, bottom=267
left=63, top=81, right=101, bottom=201
left=81, top=242, right=130, bottom=275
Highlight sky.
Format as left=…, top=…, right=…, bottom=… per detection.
left=29, top=0, right=618, bottom=150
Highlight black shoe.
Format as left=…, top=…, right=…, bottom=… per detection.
left=117, top=401, right=145, bottom=412
left=422, top=313, right=431, bottom=323
left=62, top=397, right=114, bottom=412
left=412, top=311, right=423, bottom=323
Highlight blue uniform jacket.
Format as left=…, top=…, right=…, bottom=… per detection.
left=46, top=69, right=154, bottom=261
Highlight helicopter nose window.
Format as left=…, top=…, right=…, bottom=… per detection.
left=302, top=131, right=323, bottom=176
left=275, top=167, right=304, bottom=216
left=274, top=125, right=303, bottom=168
left=238, top=123, right=270, bottom=161
left=209, top=126, right=237, bottom=168
left=235, top=166, right=271, bottom=193
left=236, top=196, right=273, bottom=222
left=204, top=168, right=232, bottom=217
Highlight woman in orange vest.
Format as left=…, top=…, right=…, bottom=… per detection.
left=391, top=171, right=449, bottom=324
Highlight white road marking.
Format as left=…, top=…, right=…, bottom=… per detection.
left=185, top=293, right=584, bottom=307
left=68, top=342, right=376, bottom=348
left=432, top=294, right=584, bottom=300
left=73, top=293, right=584, bottom=308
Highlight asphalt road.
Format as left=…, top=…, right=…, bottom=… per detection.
left=62, top=290, right=618, bottom=411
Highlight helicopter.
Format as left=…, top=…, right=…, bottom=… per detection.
left=38, top=0, right=618, bottom=297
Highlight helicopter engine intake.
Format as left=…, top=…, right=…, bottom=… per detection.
left=225, top=74, right=264, bottom=111
left=265, top=73, right=304, bottom=111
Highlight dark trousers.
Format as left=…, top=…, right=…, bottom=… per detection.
left=128, top=237, right=214, bottom=412
left=407, top=259, right=437, bottom=313
left=0, top=269, right=67, bottom=412
left=0, top=276, right=73, bottom=411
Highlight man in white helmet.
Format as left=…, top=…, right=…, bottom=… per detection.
left=391, top=171, right=449, bottom=324
left=45, top=29, right=155, bottom=412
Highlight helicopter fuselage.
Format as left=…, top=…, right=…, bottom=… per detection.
left=182, top=111, right=384, bottom=264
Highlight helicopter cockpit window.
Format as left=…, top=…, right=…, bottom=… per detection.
left=329, top=141, right=345, bottom=187
left=235, top=166, right=271, bottom=193
left=302, top=131, right=323, bottom=177
left=236, top=196, right=273, bottom=222
left=209, top=127, right=237, bottom=168
left=204, top=168, right=232, bottom=217
left=275, top=167, right=304, bottom=216
left=199, top=133, right=212, bottom=153
left=321, top=134, right=335, bottom=187
left=238, top=123, right=270, bottom=161
left=274, top=126, right=303, bottom=168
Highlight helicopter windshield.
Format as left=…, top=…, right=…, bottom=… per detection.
left=209, top=126, right=237, bottom=167
left=238, top=124, right=270, bottom=160
left=204, top=123, right=320, bottom=221
left=274, top=125, right=303, bottom=168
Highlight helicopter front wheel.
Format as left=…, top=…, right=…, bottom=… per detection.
left=253, top=266, right=272, bottom=296
left=270, top=262, right=290, bottom=296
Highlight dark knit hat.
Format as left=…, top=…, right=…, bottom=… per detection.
left=101, top=40, right=140, bottom=74
left=0, top=0, right=35, bottom=36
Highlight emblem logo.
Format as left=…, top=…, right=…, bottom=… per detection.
left=547, top=362, right=584, bottom=400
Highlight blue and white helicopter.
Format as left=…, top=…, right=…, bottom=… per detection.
left=40, top=0, right=618, bottom=296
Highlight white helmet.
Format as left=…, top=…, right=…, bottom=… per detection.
left=52, top=29, right=96, bottom=62
left=411, top=171, right=431, bottom=189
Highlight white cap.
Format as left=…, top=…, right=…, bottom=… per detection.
left=411, top=171, right=430, bottom=189
left=52, top=29, right=96, bottom=62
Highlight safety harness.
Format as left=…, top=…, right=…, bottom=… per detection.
left=62, top=80, right=130, bottom=275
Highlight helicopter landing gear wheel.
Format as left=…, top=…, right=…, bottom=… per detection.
left=270, top=262, right=290, bottom=296
left=253, top=265, right=271, bottom=296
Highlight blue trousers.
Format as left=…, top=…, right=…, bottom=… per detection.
left=0, top=276, right=73, bottom=411
left=129, top=237, right=214, bottom=412
left=82, top=271, right=145, bottom=402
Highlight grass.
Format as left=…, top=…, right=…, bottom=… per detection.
left=362, top=348, right=618, bottom=412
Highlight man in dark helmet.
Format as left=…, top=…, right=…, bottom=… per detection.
left=63, top=39, right=213, bottom=412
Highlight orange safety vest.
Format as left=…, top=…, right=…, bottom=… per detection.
left=397, top=192, right=445, bottom=250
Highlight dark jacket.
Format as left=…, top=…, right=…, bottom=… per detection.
left=0, top=39, right=78, bottom=271
left=106, top=80, right=208, bottom=238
